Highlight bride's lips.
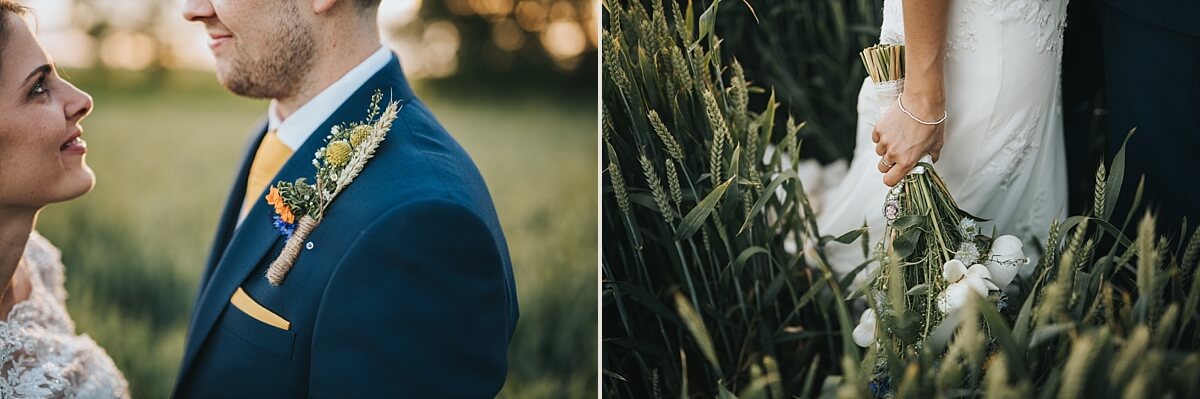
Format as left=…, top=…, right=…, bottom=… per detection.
left=61, top=130, right=86, bottom=155
left=208, top=32, right=233, bottom=50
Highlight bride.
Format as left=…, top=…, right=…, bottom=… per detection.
left=816, top=0, right=1069, bottom=279
left=0, top=1, right=129, bottom=397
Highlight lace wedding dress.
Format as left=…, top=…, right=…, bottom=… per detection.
left=0, top=232, right=129, bottom=398
left=816, top=0, right=1070, bottom=277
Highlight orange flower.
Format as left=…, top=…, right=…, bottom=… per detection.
left=266, top=187, right=284, bottom=207
left=278, top=206, right=295, bottom=224
left=265, top=186, right=296, bottom=224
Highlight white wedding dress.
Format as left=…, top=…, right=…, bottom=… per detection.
left=0, top=232, right=129, bottom=398
left=815, top=0, right=1070, bottom=277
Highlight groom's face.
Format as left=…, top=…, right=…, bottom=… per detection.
left=183, top=0, right=315, bottom=100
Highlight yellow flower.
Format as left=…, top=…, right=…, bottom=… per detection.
left=350, top=125, right=371, bottom=147
left=326, top=140, right=352, bottom=167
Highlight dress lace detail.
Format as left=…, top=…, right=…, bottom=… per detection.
left=0, top=232, right=129, bottom=399
left=879, top=0, right=1068, bottom=55
left=978, top=0, right=1068, bottom=55
left=945, top=5, right=980, bottom=54
left=982, top=109, right=1044, bottom=190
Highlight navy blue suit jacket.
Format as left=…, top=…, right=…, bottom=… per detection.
left=173, top=54, right=518, bottom=397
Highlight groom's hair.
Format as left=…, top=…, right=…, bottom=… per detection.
left=351, top=0, right=381, bottom=17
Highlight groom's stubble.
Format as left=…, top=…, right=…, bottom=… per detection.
left=217, top=1, right=315, bottom=101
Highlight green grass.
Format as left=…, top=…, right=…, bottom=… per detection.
left=35, top=69, right=596, bottom=398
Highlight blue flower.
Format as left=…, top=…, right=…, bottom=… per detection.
left=272, top=215, right=296, bottom=239
left=869, top=376, right=892, bottom=398
left=996, top=292, right=1010, bottom=312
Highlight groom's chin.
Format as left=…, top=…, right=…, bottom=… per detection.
left=212, top=63, right=246, bottom=95
left=213, top=68, right=271, bottom=100
left=213, top=65, right=236, bottom=91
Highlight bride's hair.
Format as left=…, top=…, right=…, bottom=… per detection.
left=0, top=1, right=30, bottom=61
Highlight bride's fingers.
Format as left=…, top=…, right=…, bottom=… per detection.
left=875, top=142, right=886, bottom=156
left=871, top=128, right=881, bottom=144
left=877, top=156, right=893, bottom=174
left=882, top=159, right=911, bottom=186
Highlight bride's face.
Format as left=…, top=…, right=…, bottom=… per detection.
left=0, top=13, right=95, bottom=209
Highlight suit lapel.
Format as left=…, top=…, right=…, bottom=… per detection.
left=184, top=119, right=264, bottom=353
left=199, top=119, right=268, bottom=289
left=177, top=126, right=326, bottom=377
left=179, top=53, right=413, bottom=378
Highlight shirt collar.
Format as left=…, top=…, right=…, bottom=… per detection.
left=267, top=46, right=393, bottom=150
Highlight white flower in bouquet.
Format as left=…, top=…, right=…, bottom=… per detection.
left=852, top=308, right=877, bottom=347
left=955, top=241, right=982, bottom=264
left=984, top=234, right=1027, bottom=289
left=937, top=259, right=998, bottom=314
left=958, top=218, right=980, bottom=237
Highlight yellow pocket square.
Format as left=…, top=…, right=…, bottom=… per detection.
left=230, top=287, right=291, bottom=330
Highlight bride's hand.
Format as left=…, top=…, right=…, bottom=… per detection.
left=872, top=93, right=945, bottom=186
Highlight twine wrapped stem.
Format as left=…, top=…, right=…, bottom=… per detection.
left=267, top=215, right=320, bottom=285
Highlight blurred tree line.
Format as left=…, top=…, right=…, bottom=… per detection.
left=46, top=0, right=598, bottom=94
left=419, top=0, right=598, bottom=91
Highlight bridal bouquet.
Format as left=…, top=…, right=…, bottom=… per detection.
left=850, top=44, right=1030, bottom=393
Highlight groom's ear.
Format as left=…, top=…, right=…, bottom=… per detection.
left=311, top=0, right=339, bottom=14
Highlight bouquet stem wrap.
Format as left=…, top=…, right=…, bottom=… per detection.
left=873, top=78, right=904, bottom=119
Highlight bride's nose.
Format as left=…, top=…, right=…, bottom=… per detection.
left=63, top=81, right=93, bottom=123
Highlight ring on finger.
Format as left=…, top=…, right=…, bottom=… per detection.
left=880, top=158, right=894, bottom=168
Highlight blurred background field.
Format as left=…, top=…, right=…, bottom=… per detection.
left=26, top=0, right=598, bottom=397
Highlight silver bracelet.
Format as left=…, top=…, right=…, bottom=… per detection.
left=898, top=94, right=947, bottom=125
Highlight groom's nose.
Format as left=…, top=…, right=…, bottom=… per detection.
left=182, top=0, right=216, bottom=22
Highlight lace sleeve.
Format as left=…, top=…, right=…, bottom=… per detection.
left=0, top=232, right=131, bottom=398
left=24, top=232, right=68, bottom=303
left=0, top=330, right=72, bottom=398
left=0, top=323, right=129, bottom=399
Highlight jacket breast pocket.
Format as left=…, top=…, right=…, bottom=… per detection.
left=218, top=301, right=296, bottom=360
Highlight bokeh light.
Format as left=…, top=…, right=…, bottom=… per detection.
left=98, top=31, right=156, bottom=70
left=20, top=0, right=596, bottom=80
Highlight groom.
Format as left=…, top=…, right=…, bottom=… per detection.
left=173, top=0, right=518, bottom=397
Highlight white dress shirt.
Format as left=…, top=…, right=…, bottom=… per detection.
left=267, top=46, right=393, bottom=151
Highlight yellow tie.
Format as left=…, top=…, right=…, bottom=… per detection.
left=241, top=130, right=294, bottom=218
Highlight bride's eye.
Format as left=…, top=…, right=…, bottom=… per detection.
left=28, top=75, right=49, bottom=98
